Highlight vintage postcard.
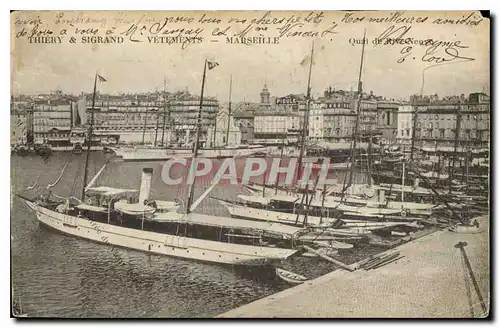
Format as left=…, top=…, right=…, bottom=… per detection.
left=10, top=10, right=490, bottom=318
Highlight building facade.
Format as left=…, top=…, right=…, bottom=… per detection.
left=397, top=105, right=413, bottom=145
left=321, top=98, right=356, bottom=142
left=358, top=99, right=378, bottom=134
left=377, top=101, right=399, bottom=143
left=32, top=99, right=73, bottom=144
left=206, top=104, right=242, bottom=147
left=253, top=112, right=303, bottom=145
left=411, top=93, right=490, bottom=148
left=88, top=92, right=219, bottom=145
left=308, top=101, right=324, bottom=141
left=232, top=103, right=259, bottom=144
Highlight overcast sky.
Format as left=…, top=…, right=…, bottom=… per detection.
left=11, top=11, right=489, bottom=102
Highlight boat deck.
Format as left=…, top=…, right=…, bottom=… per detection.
left=216, top=214, right=490, bottom=318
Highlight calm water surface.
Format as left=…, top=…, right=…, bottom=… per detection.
left=10, top=152, right=390, bottom=317
left=11, top=152, right=299, bottom=318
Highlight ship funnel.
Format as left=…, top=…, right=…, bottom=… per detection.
left=378, top=189, right=386, bottom=204
left=139, top=168, right=153, bottom=203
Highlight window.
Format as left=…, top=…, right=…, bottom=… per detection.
left=406, top=129, right=410, bottom=136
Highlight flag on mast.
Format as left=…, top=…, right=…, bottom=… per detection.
left=97, top=74, right=107, bottom=82
left=207, top=61, right=219, bottom=70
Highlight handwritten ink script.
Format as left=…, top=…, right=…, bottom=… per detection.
left=12, top=10, right=486, bottom=64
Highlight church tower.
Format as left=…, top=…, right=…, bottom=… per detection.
left=260, top=82, right=271, bottom=108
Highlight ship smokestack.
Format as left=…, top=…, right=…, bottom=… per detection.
left=139, top=168, right=153, bottom=203
left=378, top=189, right=386, bottom=204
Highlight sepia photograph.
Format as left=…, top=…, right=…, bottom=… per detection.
left=10, top=9, right=491, bottom=319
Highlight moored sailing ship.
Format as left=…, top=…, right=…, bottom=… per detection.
left=19, top=69, right=304, bottom=267
left=109, top=144, right=268, bottom=161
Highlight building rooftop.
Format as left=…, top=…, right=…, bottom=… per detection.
left=232, top=102, right=260, bottom=118
left=411, top=93, right=490, bottom=105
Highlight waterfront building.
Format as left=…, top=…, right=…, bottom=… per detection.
left=321, top=97, right=356, bottom=142
left=358, top=99, right=378, bottom=135
left=313, top=88, right=382, bottom=143
left=377, top=101, right=399, bottom=143
left=308, top=101, right=324, bottom=141
left=87, top=91, right=219, bottom=145
left=89, top=95, right=163, bottom=144
left=397, top=105, right=413, bottom=145
left=14, top=89, right=489, bottom=151
left=32, top=98, right=73, bottom=145
left=274, top=94, right=308, bottom=113
left=232, top=103, right=257, bottom=144
left=206, top=104, right=242, bottom=147
left=411, top=92, right=490, bottom=148
left=253, top=112, right=303, bottom=145
left=235, top=85, right=310, bottom=145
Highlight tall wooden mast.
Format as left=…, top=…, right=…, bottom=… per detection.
left=225, top=75, right=233, bottom=146
left=296, top=41, right=315, bottom=186
left=161, top=77, right=167, bottom=147
left=347, top=29, right=366, bottom=189
left=186, top=59, right=208, bottom=214
left=81, top=73, right=98, bottom=201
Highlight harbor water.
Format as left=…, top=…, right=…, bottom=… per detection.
left=10, top=152, right=342, bottom=318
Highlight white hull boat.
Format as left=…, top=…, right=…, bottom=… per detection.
left=275, top=267, right=308, bottom=284
left=220, top=201, right=423, bottom=230
left=245, top=186, right=437, bottom=214
left=109, top=145, right=268, bottom=160
left=19, top=72, right=297, bottom=269
left=311, top=240, right=354, bottom=249
left=22, top=197, right=300, bottom=267
left=237, top=193, right=435, bottom=218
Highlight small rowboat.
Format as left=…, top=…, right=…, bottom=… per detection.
left=449, top=225, right=482, bottom=234
left=275, top=267, right=308, bottom=285
left=312, top=240, right=353, bottom=250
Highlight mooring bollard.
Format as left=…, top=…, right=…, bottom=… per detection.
left=455, top=241, right=487, bottom=315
